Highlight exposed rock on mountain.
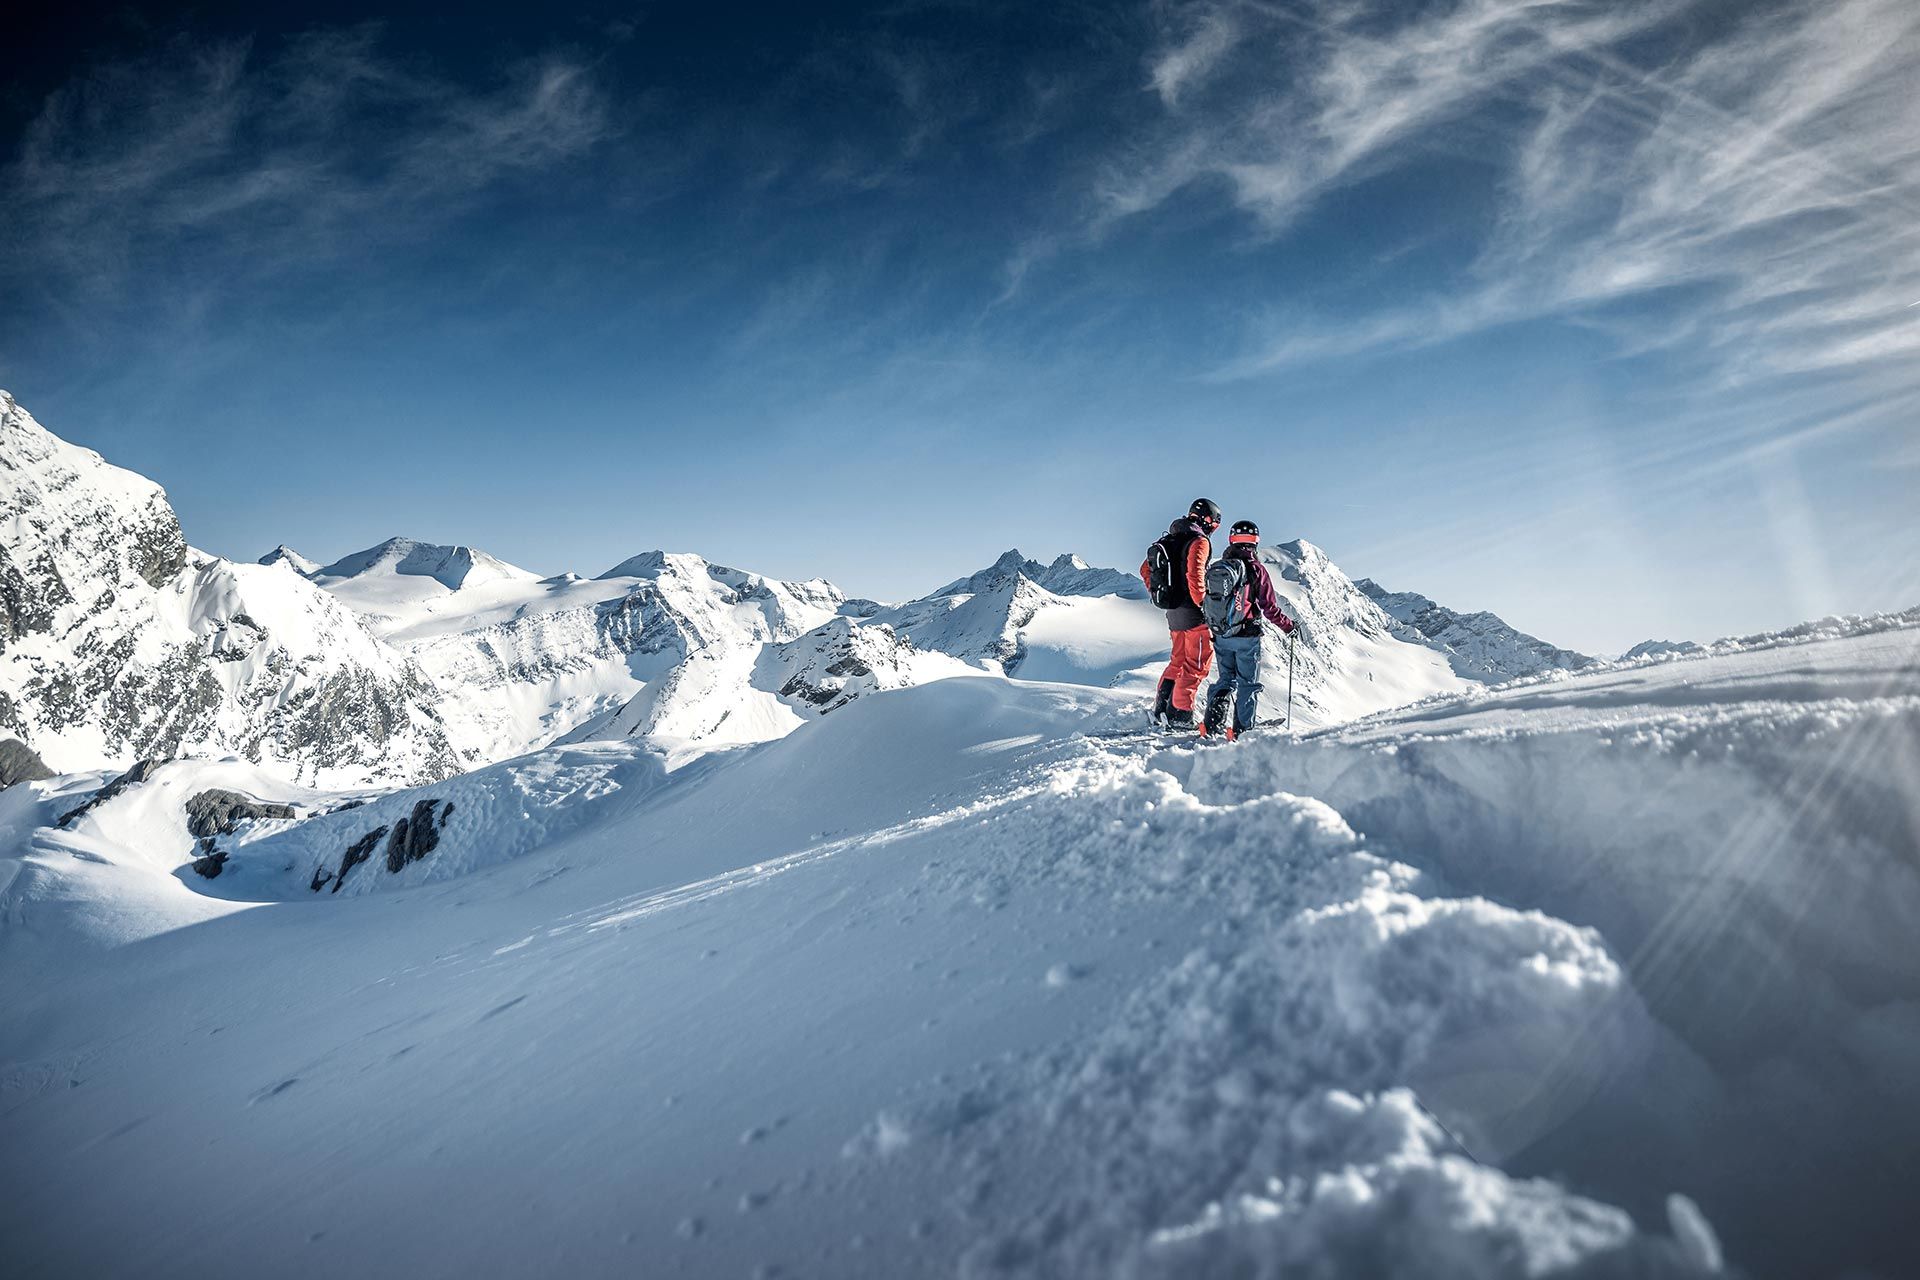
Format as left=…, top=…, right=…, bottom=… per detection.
left=56, top=758, right=168, bottom=828
left=0, top=393, right=460, bottom=786
left=1357, top=578, right=1598, bottom=682
left=0, top=737, right=53, bottom=788
left=384, top=797, right=452, bottom=872
left=1, top=389, right=186, bottom=652
left=763, top=617, right=967, bottom=717
left=185, top=789, right=298, bottom=839
left=557, top=554, right=850, bottom=747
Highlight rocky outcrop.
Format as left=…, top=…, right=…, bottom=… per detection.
left=185, top=789, right=297, bottom=839
left=385, top=798, right=453, bottom=872
left=317, top=826, right=390, bottom=893
left=311, top=798, right=454, bottom=892
left=0, top=737, right=53, bottom=788
left=56, top=758, right=167, bottom=828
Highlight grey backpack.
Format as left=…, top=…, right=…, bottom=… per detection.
left=1203, top=558, right=1255, bottom=635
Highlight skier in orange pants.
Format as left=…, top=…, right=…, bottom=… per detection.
left=1139, top=497, right=1220, bottom=728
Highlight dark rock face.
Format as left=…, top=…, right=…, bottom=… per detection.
left=185, top=789, right=297, bottom=839
left=190, top=849, right=230, bottom=878
left=0, top=548, right=69, bottom=647
left=0, top=737, right=53, bottom=788
left=55, top=758, right=168, bottom=828
left=328, top=825, right=390, bottom=894
left=385, top=799, right=449, bottom=872
left=313, top=797, right=453, bottom=892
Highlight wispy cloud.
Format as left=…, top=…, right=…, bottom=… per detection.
left=1148, top=5, right=1241, bottom=108
left=1076, top=0, right=1920, bottom=403
left=2, top=26, right=610, bottom=293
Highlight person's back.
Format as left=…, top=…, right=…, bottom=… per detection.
left=1201, top=521, right=1294, bottom=740
left=1140, top=498, right=1220, bottom=728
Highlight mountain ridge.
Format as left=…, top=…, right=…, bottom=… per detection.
left=3, top=391, right=1586, bottom=779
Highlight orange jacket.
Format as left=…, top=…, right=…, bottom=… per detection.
left=1185, top=530, right=1209, bottom=606
left=1140, top=519, right=1212, bottom=625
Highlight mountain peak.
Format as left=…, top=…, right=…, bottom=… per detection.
left=316, top=537, right=536, bottom=592
left=312, top=537, right=541, bottom=594
left=933, top=550, right=1142, bottom=601
left=596, top=550, right=675, bottom=580
left=259, top=544, right=321, bottom=576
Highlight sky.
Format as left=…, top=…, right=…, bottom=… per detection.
left=3, top=0, right=1917, bottom=655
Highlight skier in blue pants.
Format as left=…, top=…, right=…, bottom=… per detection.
left=1200, top=520, right=1296, bottom=740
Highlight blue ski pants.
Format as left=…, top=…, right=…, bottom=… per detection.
left=1207, top=632, right=1263, bottom=731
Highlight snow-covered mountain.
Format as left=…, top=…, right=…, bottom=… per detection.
left=551, top=552, right=862, bottom=748
left=1, top=390, right=1570, bottom=780
left=930, top=548, right=1145, bottom=601
left=310, top=536, right=545, bottom=615
left=1624, top=637, right=1704, bottom=661
left=0, top=393, right=458, bottom=786
left=1357, top=578, right=1598, bottom=681
left=257, top=544, right=321, bottom=576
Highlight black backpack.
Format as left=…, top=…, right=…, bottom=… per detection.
left=1145, top=536, right=1181, bottom=609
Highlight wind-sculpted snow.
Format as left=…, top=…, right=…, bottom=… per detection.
left=0, top=667, right=1779, bottom=1277
left=1175, top=621, right=1920, bottom=1278
left=836, top=762, right=1692, bottom=1277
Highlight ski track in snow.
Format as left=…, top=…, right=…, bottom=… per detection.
left=2, top=620, right=1917, bottom=1277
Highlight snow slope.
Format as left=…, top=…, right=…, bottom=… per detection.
left=0, top=393, right=459, bottom=786
left=10, top=615, right=1912, bottom=1277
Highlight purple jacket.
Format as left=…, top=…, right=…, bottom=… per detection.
left=1223, top=543, right=1295, bottom=637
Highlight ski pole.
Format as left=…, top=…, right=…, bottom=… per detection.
left=1286, top=630, right=1295, bottom=731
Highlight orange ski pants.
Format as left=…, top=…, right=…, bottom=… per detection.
left=1162, top=624, right=1214, bottom=712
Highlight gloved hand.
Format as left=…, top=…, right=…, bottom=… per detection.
left=1279, top=614, right=1296, bottom=635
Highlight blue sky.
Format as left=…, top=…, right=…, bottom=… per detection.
left=3, top=0, right=1916, bottom=654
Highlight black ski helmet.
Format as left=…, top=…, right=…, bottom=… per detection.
left=1230, top=519, right=1259, bottom=540
left=1189, top=497, right=1223, bottom=527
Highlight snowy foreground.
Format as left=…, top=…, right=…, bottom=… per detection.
left=4, top=616, right=1916, bottom=1279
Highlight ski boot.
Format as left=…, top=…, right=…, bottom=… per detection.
left=1150, top=677, right=1176, bottom=729
left=1201, top=689, right=1234, bottom=740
